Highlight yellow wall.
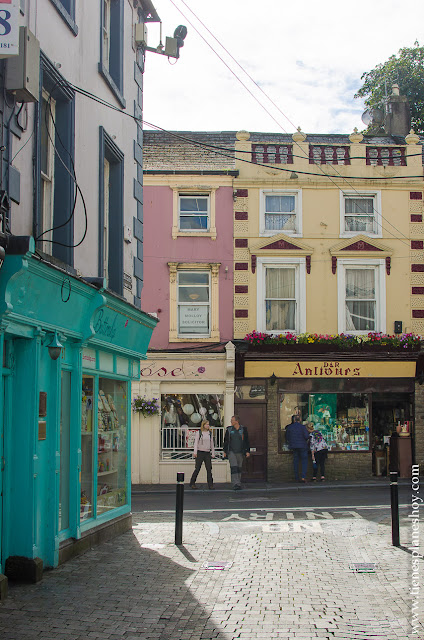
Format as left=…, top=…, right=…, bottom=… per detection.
left=233, top=131, right=424, bottom=338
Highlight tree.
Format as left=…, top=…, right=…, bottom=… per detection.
left=355, top=41, right=424, bottom=133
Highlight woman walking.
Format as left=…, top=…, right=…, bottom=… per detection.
left=190, top=420, right=215, bottom=489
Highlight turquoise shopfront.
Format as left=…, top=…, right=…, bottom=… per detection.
left=0, top=243, right=157, bottom=584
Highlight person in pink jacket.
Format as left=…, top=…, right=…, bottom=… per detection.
left=190, top=420, right=215, bottom=490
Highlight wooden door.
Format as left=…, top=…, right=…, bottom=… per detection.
left=235, top=403, right=267, bottom=482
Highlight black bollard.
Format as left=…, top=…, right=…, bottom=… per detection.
left=175, top=472, right=184, bottom=545
left=390, top=470, right=400, bottom=547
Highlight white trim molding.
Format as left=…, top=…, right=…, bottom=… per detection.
left=337, top=258, right=386, bottom=334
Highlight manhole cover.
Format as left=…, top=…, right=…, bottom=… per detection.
left=202, top=561, right=233, bottom=570
left=349, top=563, right=377, bottom=573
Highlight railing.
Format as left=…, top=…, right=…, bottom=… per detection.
left=309, top=145, right=350, bottom=165
left=366, top=146, right=406, bottom=166
left=161, top=426, right=225, bottom=461
left=252, top=144, right=293, bottom=164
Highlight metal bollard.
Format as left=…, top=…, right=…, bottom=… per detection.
left=390, top=470, right=400, bottom=547
left=175, top=472, right=184, bottom=545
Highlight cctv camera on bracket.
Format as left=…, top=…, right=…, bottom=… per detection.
left=135, top=23, right=187, bottom=60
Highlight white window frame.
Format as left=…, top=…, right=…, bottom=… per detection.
left=337, top=259, right=386, bottom=335
left=340, top=190, right=382, bottom=238
left=178, top=193, right=210, bottom=233
left=259, top=189, right=302, bottom=237
left=256, top=257, right=306, bottom=334
left=40, top=89, right=56, bottom=253
left=172, top=189, right=216, bottom=239
left=177, top=270, right=211, bottom=338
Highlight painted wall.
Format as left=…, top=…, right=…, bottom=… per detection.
left=141, top=181, right=235, bottom=348
left=232, top=133, right=423, bottom=338
left=9, top=0, right=145, bottom=303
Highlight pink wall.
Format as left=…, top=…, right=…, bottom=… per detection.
left=140, top=185, right=234, bottom=349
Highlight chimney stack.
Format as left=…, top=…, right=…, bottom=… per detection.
left=385, top=84, right=411, bottom=137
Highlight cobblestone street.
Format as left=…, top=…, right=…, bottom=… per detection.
left=0, top=505, right=421, bottom=640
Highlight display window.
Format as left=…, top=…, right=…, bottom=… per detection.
left=81, top=374, right=128, bottom=521
left=161, top=393, right=224, bottom=459
left=280, top=392, right=370, bottom=452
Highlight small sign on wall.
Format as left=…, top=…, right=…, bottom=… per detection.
left=0, top=0, right=20, bottom=59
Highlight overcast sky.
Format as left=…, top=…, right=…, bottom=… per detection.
left=142, top=0, right=424, bottom=136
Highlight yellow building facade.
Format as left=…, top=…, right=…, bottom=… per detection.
left=231, top=129, right=423, bottom=481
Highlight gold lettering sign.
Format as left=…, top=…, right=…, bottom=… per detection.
left=245, top=361, right=416, bottom=379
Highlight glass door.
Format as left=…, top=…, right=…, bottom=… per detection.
left=59, top=371, right=71, bottom=533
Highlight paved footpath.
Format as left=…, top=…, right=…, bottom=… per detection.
left=0, top=508, right=422, bottom=640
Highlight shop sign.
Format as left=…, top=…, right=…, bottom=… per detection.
left=140, top=358, right=225, bottom=380
left=0, top=0, right=19, bottom=58
left=245, top=360, right=416, bottom=379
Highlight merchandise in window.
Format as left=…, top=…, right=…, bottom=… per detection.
left=177, top=271, right=210, bottom=336
left=280, top=392, right=370, bottom=452
left=161, top=393, right=224, bottom=460
left=81, top=376, right=94, bottom=520
left=179, top=195, right=209, bottom=231
left=96, top=379, right=128, bottom=515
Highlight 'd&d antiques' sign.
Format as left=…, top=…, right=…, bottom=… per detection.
left=245, top=360, right=416, bottom=379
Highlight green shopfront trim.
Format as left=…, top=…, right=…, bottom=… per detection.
left=0, top=247, right=157, bottom=571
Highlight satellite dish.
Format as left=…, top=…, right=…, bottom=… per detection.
left=361, top=108, right=384, bottom=127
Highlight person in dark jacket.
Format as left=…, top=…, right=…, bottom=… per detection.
left=223, top=415, right=250, bottom=490
left=285, top=415, right=310, bottom=483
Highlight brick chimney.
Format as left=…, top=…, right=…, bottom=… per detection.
left=385, top=84, right=411, bottom=136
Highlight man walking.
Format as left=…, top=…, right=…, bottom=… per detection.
left=223, top=415, right=250, bottom=490
left=285, top=415, right=310, bottom=483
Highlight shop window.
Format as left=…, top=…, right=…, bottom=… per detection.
left=279, top=392, right=370, bottom=452
left=257, top=257, right=306, bottom=334
left=260, top=190, right=302, bottom=236
left=172, top=189, right=217, bottom=239
left=59, top=370, right=71, bottom=533
left=168, top=263, right=221, bottom=342
left=235, top=383, right=266, bottom=400
left=340, top=191, right=381, bottom=237
left=81, top=375, right=128, bottom=520
left=160, top=393, right=224, bottom=460
left=338, top=260, right=386, bottom=334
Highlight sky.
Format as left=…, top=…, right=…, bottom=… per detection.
left=142, top=0, right=424, bottom=136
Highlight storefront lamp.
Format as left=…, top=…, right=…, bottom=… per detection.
left=47, top=331, right=63, bottom=361
left=270, top=372, right=277, bottom=386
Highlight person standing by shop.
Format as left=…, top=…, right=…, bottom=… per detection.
left=189, top=420, right=216, bottom=490
left=223, top=415, right=250, bottom=490
left=307, top=424, right=328, bottom=481
left=285, top=415, right=310, bottom=483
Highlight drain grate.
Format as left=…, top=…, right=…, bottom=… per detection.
left=202, top=561, right=233, bottom=570
left=349, top=562, right=378, bottom=573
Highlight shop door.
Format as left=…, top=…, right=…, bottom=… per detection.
left=236, top=403, right=267, bottom=482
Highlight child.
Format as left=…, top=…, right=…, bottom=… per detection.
left=307, top=423, right=328, bottom=481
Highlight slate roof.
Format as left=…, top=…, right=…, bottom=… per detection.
left=142, top=130, right=424, bottom=171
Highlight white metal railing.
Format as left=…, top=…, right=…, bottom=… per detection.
left=161, top=426, right=225, bottom=460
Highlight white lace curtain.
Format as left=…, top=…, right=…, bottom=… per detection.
left=265, top=268, right=296, bottom=330
left=345, top=269, right=375, bottom=331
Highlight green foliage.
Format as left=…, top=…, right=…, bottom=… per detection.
left=355, top=41, right=424, bottom=133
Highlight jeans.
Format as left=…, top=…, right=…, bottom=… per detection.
left=228, top=451, right=244, bottom=487
left=190, top=451, right=213, bottom=486
left=292, top=448, right=308, bottom=481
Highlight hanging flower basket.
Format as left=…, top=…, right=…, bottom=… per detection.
left=132, top=396, right=160, bottom=417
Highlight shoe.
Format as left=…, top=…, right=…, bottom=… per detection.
left=208, top=485, right=215, bottom=490
left=300, top=478, right=307, bottom=483
left=189, top=484, right=197, bottom=489
left=233, top=485, right=241, bottom=491
left=320, top=477, right=325, bottom=482
left=311, top=477, right=316, bottom=482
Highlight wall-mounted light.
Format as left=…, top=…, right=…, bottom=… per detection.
left=47, top=331, right=63, bottom=361
left=270, top=372, right=277, bottom=386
